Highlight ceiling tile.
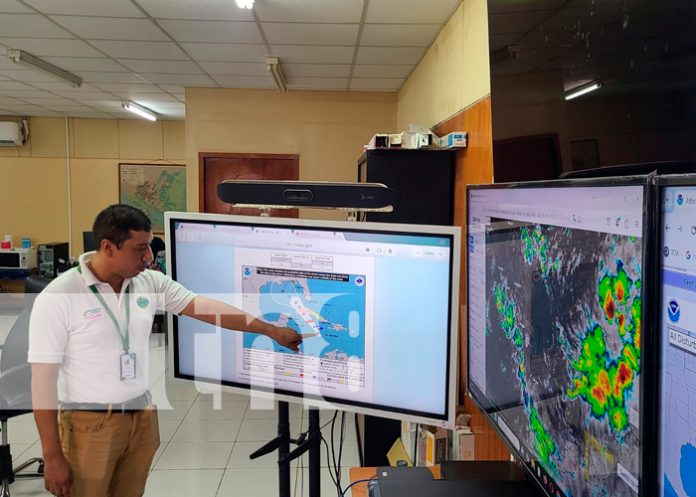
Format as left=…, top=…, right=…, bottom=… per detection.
left=211, top=75, right=275, bottom=88
left=1, top=69, right=75, bottom=83
left=256, top=0, right=363, bottom=23
left=1, top=89, right=58, bottom=98
left=76, top=72, right=151, bottom=83
left=270, top=45, right=355, bottom=64
left=49, top=16, right=168, bottom=41
left=158, top=84, right=185, bottom=94
left=42, top=57, right=127, bottom=72
left=366, top=0, right=460, bottom=23
left=283, top=64, right=351, bottom=78
left=137, top=0, right=254, bottom=21
left=23, top=97, right=79, bottom=105
left=355, top=46, right=426, bottom=64
left=0, top=14, right=74, bottom=38
left=91, top=82, right=160, bottom=92
left=118, top=59, right=203, bottom=74
left=88, top=40, right=189, bottom=60
left=263, top=23, right=359, bottom=46
left=352, top=64, right=412, bottom=78
left=198, top=61, right=267, bottom=76
left=360, top=24, right=441, bottom=46
left=350, top=77, right=403, bottom=91
left=23, top=0, right=145, bottom=18
left=1, top=104, right=53, bottom=112
left=0, top=1, right=34, bottom=13
left=287, top=77, right=349, bottom=90
left=0, top=38, right=104, bottom=57
left=159, top=20, right=262, bottom=44
left=137, top=73, right=217, bottom=85
left=180, top=43, right=269, bottom=62
left=0, top=81, right=34, bottom=90
left=123, top=93, right=179, bottom=102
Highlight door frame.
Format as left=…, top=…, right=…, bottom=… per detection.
left=198, top=152, right=300, bottom=211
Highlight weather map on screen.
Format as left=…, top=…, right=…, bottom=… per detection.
left=241, top=266, right=367, bottom=387
left=659, top=185, right=696, bottom=497
left=468, top=184, right=645, bottom=497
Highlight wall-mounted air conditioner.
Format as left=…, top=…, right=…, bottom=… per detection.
left=0, top=120, right=28, bottom=146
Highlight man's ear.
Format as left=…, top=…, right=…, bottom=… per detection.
left=100, top=238, right=115, bottom=256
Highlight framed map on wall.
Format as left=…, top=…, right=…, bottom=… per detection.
left=119, top=163, right=186, bottom=233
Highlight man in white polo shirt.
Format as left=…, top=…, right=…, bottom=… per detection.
left=28, top=205, right=302, bottom=497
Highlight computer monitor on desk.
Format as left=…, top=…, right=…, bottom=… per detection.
left=467, top=178, right=653, bottom=497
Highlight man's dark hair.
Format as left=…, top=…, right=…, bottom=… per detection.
left=92, top=204, right=151, bottom=249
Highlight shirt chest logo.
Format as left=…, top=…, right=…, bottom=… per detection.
left=136, top=296, right=150, bottom=310
left=83, top=307, right=104, bottom=321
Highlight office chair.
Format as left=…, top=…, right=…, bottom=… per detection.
left=0, top=276, right=51, bottom=497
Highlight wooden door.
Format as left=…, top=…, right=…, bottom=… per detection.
left=198, top=152, right=300, bottom=217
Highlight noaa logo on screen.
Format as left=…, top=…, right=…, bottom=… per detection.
left=243, top=267, right=252, bottom=277
left=677, top=194, right=684, bottom=206
left=355, top=276, right=365, bottom=286
left=136, top=296, right=150, bottom=309
left=668, top=299, right=681, bottom=323
left=664, top=246, right=670, bottom=257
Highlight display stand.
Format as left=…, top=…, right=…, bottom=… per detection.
left=248, top=402, right=322, bottom=497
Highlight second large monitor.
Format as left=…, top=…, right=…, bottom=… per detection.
left=166, top=212, right=460, bottom=427
left=468, top=179, right=651, bottom=497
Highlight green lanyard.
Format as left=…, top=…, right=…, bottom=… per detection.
left=78, top=265, right=130, bottom=354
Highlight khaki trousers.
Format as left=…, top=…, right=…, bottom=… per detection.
left=59, top=407, right=160, bottom=497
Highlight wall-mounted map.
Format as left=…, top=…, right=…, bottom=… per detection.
left=119, top=163, right=186, bottom=233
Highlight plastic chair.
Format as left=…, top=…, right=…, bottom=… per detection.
left=0, top=276, right=51, bottom=497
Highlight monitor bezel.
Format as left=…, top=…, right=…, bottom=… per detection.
left=652, top=173, right=696, bottom=497
left=466, top=175, right=656, bottom=497
left=165, top=211, right=461, bottom=428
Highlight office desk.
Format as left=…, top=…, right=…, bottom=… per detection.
left=348, top=466, right=440, bottom=497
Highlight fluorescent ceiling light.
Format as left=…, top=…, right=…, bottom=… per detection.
left=235, top=0, right=254, bottom=8
left=122, top=101, right=157, bottom=121
left=6, top=49, right=82, bottom=88
left=565, top=81, right=602, bottom=101
left=266, top=57, right=287, bottom=93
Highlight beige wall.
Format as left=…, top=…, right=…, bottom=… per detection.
left=0, top=117, right=185, bottom=257
left=185, top=88, right=396, bottom=219
left=397, top=0, right=490, bottom=130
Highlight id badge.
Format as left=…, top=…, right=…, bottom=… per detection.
left=120, top=352, right=136, bottom=380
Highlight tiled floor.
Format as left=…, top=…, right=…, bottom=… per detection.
left=4, top=333, right=361, bottom=497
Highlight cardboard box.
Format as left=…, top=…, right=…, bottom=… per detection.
left=453, top=426, right=475, bottom=460
left=439, top=131, right=467, bottom=149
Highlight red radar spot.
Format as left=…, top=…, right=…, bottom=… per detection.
left=604, top=291, right=616, bottom=319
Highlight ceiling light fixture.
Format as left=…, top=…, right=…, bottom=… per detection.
left=235, top=0, right=254, bottom=9
left=565, top=81, right=602, bottom=101
left=122, top=101, right=157, bottom=121
left=6, top=49, right=82, bottom=88
left=266, top=57, right=287, bottom=93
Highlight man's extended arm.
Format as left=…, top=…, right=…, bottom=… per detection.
left=32, top=363, right=73, bottom=497
left=179, top=295, right=302, bottom=351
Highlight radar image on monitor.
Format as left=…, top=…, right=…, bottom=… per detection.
left=485, top=220, right=642, bottom=497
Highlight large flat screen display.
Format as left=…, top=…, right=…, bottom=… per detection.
left=166, top=212, right=460, bottom=427
left=468, top=180, right=649, bottom=497
left=658, top=179, right=696, bottom=497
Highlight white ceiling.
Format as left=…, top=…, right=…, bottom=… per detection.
left=0, top=0, right=461, bottom=120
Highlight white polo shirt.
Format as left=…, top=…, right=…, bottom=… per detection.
left=28, top=252, right=195, bottom=404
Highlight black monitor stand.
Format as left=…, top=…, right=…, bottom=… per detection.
left=249, top=401, right=322, bottom=497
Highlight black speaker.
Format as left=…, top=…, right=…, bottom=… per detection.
left=358, top=149, right=455, bottom=225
